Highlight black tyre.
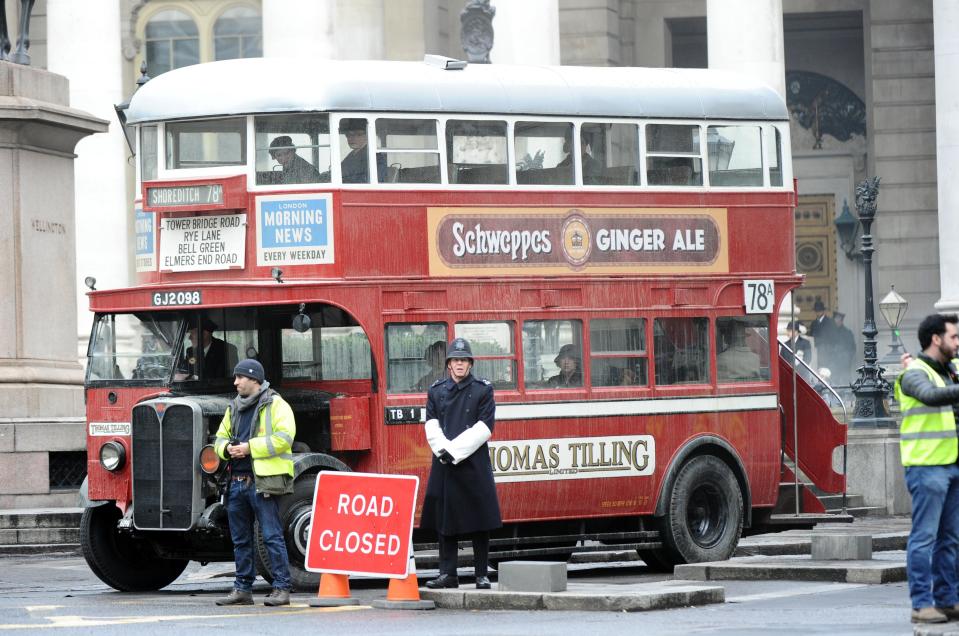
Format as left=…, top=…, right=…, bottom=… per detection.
left=660, top=455, right=743, bottom=564
left=254, top=474, right=319, bottom=591
left=636, top=546, right=679, bottom=572
left=80, top=505, right=188, bottom=592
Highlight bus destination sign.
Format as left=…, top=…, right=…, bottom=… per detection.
left=427, top=207, right=728, bottom=276
left=147, top=184, right=224, bottom=208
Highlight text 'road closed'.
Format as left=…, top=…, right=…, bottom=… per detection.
left=305, top=472, right=419, bottom=578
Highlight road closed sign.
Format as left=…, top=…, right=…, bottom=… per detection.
left=305, top=472, right=419, bottom=578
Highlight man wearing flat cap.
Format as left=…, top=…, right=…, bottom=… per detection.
left=339, top=119, right=388, bottom=183
left=214, top=359, right=296, bottom=607
left=547, top=344, right=583, bottom=388
left=183, top=318, right=238, bottom=380
left=269, top=135, right=322, bottom=184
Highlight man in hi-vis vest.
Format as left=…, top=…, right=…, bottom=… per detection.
left=895, top=313, right=959, bottom=624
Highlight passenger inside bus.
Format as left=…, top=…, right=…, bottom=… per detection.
left=269, top=136, right=322, bottom=184
left=339, top=118, right=387, bottom=183
left=415, top=340, right=448, bottom=391
left=557, top=134, right=601, bottom=183
left=717, top=324, right=761, bottom=382
left=547, top=344, right=583, bottom=388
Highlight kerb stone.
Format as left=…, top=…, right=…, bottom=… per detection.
left=811, top=534, right=873, bottom=561
left=498, top=561, right=567, bottom=593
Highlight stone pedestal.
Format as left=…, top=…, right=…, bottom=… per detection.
left=843, top=426, right=910, bottom=515
left=0, top=61, right=107, bottom=507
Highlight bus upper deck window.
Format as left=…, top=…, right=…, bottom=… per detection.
left=768, top=126, right=784, bottom=186
left=375, top=119, right=440, bottom=184
left=140, top=125, right=158, bottom=182
left=645, top=124, right=703, bottom=186
left=165, top=118, right=246, bottom=169
left=515, top=122, right=573, bottom=186
left=581, top=123, right=639, bottom=186
left=255, top=114, right=331, bottom=186
left=446, top=120, right=508, bottom=185
left=707, top=125, right=763, bottom=187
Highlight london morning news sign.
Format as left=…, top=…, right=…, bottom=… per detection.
left=255, top=194, right=334, bottom=267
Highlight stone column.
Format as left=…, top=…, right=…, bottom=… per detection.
left=933, top=0, right=959, bottom=311
left=46, top=0, right=128, bottom=351
left=706, top=0, right=785, bottom=99
left=0, top=61, right=107, bottom=506
left=263, top=0, right=335, bottom=59
left=491, top=0, right=560, bottom=65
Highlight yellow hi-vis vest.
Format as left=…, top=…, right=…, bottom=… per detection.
left=895, top=358, right=959, bottom=466
left=214, top=392, right=296, bottom=477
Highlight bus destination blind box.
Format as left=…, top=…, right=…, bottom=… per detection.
left=147, top=184, right=224, bottom=208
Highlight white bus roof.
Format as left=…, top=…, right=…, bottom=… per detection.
left=125, top=58, right=789, bottom=125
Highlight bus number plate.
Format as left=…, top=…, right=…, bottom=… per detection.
left=152, top=290, right=202, bottom=307
left=743, top=280, right=774, bottom=314
left=385, top=406, right=423, bottom=425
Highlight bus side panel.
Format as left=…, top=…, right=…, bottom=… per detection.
left=394, top=408, right=780, bottom=525
left=86, top=387, right=164, bottom=503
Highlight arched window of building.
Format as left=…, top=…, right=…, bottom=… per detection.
left=214, top=6, right=263, bottom=61
left=145, top=9, right=200, bottom=77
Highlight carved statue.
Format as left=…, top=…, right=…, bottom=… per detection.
left=0, top=0, right=36, bottom=65
left=460, top=0, right=495, bottom=64
left=855, top=176, right=881, bottom=221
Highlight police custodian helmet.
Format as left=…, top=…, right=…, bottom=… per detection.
left=446, top=337, right=474, bottom=363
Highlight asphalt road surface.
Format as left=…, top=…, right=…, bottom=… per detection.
left=0, top=551, right=916, bottom=635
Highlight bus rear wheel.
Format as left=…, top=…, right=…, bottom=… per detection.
left=254, top=474, right=320, bottom=591
left=80, top=505, right=188, bottom=591
left=660, top=455, right=743, bottom=564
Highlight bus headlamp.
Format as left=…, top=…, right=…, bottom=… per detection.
left=199, top=445, right=221, bottom=474
left=99, top=441, right=126, bottom=472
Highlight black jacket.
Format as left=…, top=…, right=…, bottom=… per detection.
left=420, top=373, right=502, bottom=536
left=899, top=354, right=959, bottom=423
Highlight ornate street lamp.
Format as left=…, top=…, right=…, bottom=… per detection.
left=834, top=199, right=859, bottom=259
left=879, top=285, right=908, bottom=364
left=850, top=176, right=894, bottom=427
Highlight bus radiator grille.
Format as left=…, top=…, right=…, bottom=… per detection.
left=131, top=404, right=196, bottom=530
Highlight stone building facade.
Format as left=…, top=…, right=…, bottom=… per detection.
left=1, top=0, right=953, bottom=505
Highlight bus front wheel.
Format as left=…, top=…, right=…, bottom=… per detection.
left=80, top=505, right=188, bottom=591
left=661, top=455, right=743, bottom=564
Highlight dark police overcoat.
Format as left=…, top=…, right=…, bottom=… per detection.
left=420, top=373, right=502, bottom=536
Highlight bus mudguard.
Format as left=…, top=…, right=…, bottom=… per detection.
left=292, top=452, right=351, bottom=479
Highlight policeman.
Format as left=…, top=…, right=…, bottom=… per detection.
left=213, top=359, right=296, bottom=607
left=895, top=314, right=959, bottom=624
left=421, top=338, right=502, bottom=590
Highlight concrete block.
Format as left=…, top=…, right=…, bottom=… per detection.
left=811, top=535, right=872, bottom=561
left=14, top=419, right=85, bottom=452
left=17, top=528, right=79, bottom=545
left=0, top=424, right=12, bottom=453
left=0, top=529, right=16, bottom=544
left=0, top=452, right=47, bottom=494
left=498, top=561, right=567, bottom=593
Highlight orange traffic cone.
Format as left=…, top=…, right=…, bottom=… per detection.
left=309, top=573, right=360, bottom=607
left=371, top=554, right=436, bottom=610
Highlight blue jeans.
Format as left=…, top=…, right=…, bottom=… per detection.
left=904, top=464, right=959, bottom=609
left=226, top=478, right=292, bottom=592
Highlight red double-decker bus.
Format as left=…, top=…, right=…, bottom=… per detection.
left=81, top=57, right=847, bottom=591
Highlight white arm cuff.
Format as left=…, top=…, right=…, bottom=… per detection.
left=447, top=421, right=492, bottom=464
left=424, top=418, right=449, bottom=456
